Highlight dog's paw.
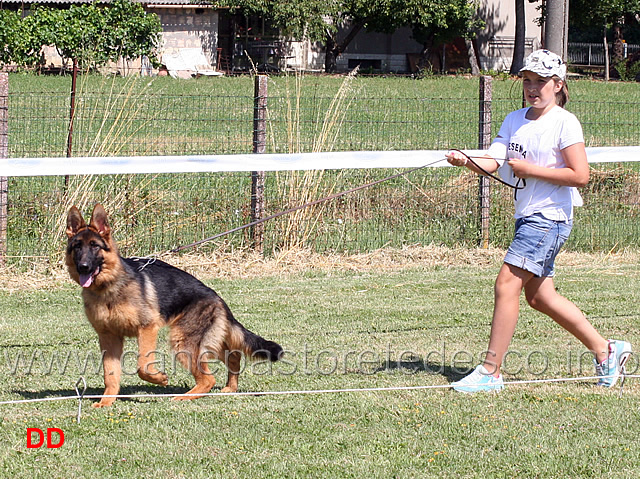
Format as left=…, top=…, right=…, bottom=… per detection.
left=155, top=372, right=169, bottom=386
left=138, top=370, right=169, bottom=386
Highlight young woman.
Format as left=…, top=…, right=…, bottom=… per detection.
left=446, top=49, right=631, bottom=393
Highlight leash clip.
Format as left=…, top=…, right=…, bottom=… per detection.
left=131, top=255, right=157, bottom=272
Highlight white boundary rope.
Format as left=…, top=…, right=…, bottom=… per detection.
left=1, top=374, right=634, bottom=424
left=2, top=147, right=639, bottom=177
left=1, top=374, right=635, bottom=406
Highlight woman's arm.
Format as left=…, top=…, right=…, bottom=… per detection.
left=445, top=150, right=500, bottom=176
left=508, top=142, right=590, bottom=187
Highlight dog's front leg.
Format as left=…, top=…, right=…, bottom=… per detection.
left=96, top=332, right=124, bottom=408
left=137, top=324, right=169, bottom=386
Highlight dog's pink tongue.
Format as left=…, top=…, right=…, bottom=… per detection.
left=79, top=273, right=94, bottom=288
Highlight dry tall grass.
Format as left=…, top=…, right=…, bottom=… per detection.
left=2, top=243, right=638, bottom=293
left=272, top=68, right=360, bottom=250
left=46, top=74, right=164, bottom=260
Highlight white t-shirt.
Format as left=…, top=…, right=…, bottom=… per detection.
left=487, top=105, right=584, bottom=220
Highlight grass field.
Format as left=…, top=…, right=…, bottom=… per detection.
left=3, top=73, right=640, bottom=476
left=1, top=246, right=639, bottom=478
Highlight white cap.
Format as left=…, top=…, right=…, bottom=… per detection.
left=519, top=49, right=566, bottom=80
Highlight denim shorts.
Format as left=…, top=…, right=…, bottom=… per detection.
left=503, top=213, right=572, bottom=277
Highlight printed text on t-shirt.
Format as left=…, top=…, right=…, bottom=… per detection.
left=508, top=142, right=527, bottom=159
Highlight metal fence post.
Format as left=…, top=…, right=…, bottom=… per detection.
left=478, top=75, right=492, bottom=249
left=251, top=75, right=268, bottom=253
left=65, top=59, right=79, bottom=189
left=0, top=73, right=8, bottom=265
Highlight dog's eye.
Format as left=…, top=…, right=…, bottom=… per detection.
left=89, top=241, right=101, bottom=249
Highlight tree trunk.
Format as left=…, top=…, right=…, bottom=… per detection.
left=612, top=23, right=624, bottom=62
left=510, top=0, right=526, bottom=75
left=604, top=25, right=610, bottom=81
left=611, top=22, right=625, bottom=78
left=465, top=38, right=480, bottom=75
left=324, top=21, right=366, bottom=73
left=417, top=33, right=438, bottom=73
left=325, top=33, right=338, bottom=73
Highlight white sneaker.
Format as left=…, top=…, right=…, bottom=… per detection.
left=451, top=365, right=504, bottom=393
left=594, top=340, right=632, bottom=388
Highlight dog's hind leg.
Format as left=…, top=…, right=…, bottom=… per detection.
left=175, top=360, right=217, bottom=401
left=171, top=345, right=217, bottom=401
left=221, top=349, right=241, bottom=393
left=136, top=323, right=169, bottom=386
left=95, top=332, right=124, bottom=408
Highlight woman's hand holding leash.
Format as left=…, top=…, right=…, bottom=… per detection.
left=445, top=150, right=468, bottom=167
left=507, top=158, right=533, bottom=179
left=444, top=149, right=526, bottom=197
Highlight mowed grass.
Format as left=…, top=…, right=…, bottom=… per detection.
left=4, top=72, right=640, bottom=476
left=1, top=247, right=639, bottom=478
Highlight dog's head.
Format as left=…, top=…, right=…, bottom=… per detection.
left=65, top=204, right=115, bottom=289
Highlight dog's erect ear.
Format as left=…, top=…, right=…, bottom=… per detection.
left=89, top=204, right=111, bottom=238
left=66, top=206, right=87, bottom=238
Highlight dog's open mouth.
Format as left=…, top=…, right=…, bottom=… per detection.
left=79, top=268, right=100, bottom=288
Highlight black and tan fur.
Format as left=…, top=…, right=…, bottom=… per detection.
left=66, top=204, right=282, bottom=407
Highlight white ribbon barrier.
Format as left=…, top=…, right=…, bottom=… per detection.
left=1, top=147, right=638, bottom=177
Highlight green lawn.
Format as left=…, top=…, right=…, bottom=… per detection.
left=1, top=247, right=639, bottom=477
left=2, top=73, right=639, bottom=477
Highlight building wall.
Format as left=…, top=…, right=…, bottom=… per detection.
left=26, top=6, right=220, bottom=76
left=284, top=2, right=545, bottom=76
left=284, top=25, right=423, bottom=73
left=283, top=40, right=324, bottom=72
left=476, top=0, right=543, bottom=71
left=338, top=26, right=422, bottom=73
left=19, top=1, right=543, bottom=75
left=153, top=7, right=219, bottom=65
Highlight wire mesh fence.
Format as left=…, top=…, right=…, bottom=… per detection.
left=10, top=92, right=255, bottom=157
left=2, top=73, right=640, bottom=266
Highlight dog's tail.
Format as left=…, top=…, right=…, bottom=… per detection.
left=186, top=298, right=283, bottom=363
left=225, top=305, right=283, bottom=361
left=240, top=327, right=284, bottom=362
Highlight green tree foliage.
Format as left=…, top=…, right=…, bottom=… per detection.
left=570, top=0, right=640, bottom=30
left=569, top=0, right=640, bottom=79
left=379, top=0, right=484, bottom=73
left=0, top=10, right=22, bottom=65
left=100, top=0, right=162, bottom=63
left=377, top=0, right=483, bottom=46
left=24, top=4, right=104, bottom=66
left=0, top=0, right=161, bottom=69
left=224, top=0, right=483, bottom=72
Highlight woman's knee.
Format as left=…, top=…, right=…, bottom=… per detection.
left=494, top=263, right=530, bottom=296
left=525, top=290, right=544, bottom=310
left=525, top=283, right=558, bottom=312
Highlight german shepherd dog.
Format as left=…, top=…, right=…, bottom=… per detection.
left=66, top=204, right=283, bottom=407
